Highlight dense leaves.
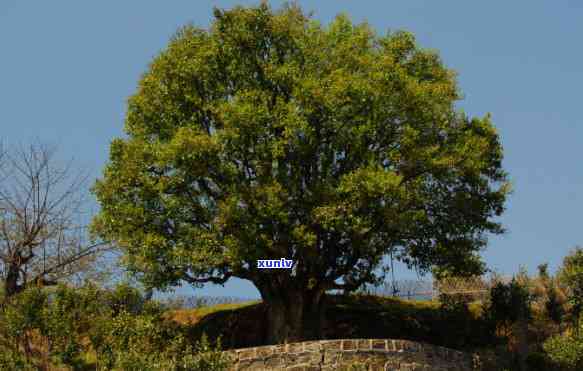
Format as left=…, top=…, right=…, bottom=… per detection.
left=544, top=329, right=583, bottom=370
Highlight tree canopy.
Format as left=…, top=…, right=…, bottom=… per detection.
left=91, top=3, right=509, bottom=343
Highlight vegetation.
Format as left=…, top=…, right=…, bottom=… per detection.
left=556, top=247, right=583, bottom=334
left=2, top=3, right=582, bottom=370
left=91, top=1, right=509, bottom=344
left=0, top=282, right=229, bottom=370
left=0, top=142, right=112, bottom=298
left=0, top=250, right=581, bottom=370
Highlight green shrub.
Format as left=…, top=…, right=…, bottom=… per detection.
left=0, top=282, right=229, bottom=371
left=165, top=333, right=230, bottom=371
left=0, top=346, right=36, bottom=371
left=2, top=286, right=47, bottom=339
left=88, top=297, right=228, bottom=371
left=543, top=330, right=583, bottom=370
left=92, top=311, right=228, bottom=371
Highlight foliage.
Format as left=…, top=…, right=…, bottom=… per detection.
left=91, top=309, right=228, bottom=371
left=0, top=347, right=36, bottom=371
left=545, top=282, right=566, bottom=326
left=544, top=328, right=583, bottom=370
left=557, top=247, right=583, bottom=334
left=0, top=283, right=228, bottom=370
left=91, top=1, right=509, bottom=343
left=437, top=292, right=485, bottom=349
left=484, top=277, right=533, bottom=334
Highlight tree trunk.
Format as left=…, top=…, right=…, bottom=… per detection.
left=4, top=264, right=21, bottom=297
left=262, top=287, right=327, bottom=345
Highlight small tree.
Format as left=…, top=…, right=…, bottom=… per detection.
left=485, top=277, right=534, bottom=370
left=0, top=142, right=111, bottom=297
left=534, top=262, right=566, bottom=331
left=546, top=283, right=566, bottom=329
left=485, top=277, right=533, bottom=356
left=558, top=247, right=583, bottom=335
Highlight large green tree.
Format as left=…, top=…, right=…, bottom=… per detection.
left=92, top=3, right=509, bottom=344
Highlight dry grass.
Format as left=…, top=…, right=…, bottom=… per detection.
left=166, top=300, right=261, bottom=326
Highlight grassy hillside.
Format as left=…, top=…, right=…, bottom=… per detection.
left=166, top=293, right=494, bottom=352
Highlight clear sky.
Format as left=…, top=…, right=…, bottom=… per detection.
left=2, top=1, right=582, bottom=299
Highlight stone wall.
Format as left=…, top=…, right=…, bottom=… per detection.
left=223, top=338, right=479, bottom=370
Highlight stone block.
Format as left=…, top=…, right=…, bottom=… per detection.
left=263, top=354, right=284, bottom=368
left=237, top=348, right=257, bottom=360
left=287, top=342, right=304, bottom=354
left=372, top=339, right=387, bottom=351
left=388, top=340, right=397, bottom=352
left=342, top=339, right=358, bottom=351
left=235, top=359, right=265, bottom=370
left=323, top=350, right=341, bottom=365
left=302, top=341, right=322, bottom=353
left=272, top=344, right=285, bottom=354
left=358, top=339, right=372, bottom=351
left=256, top=346, right=274, bottom=358
left=339, top=351, right=364, bottom=363
left=321, top=340, right=342, bottom=351
left=297, top=352, right=321, bottom=365
left=284, top=351, right=322, bottom=366
left=223, top=350, right=238, bottom=362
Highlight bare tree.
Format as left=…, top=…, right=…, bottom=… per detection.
left=0, top=142, right=111, bottom=297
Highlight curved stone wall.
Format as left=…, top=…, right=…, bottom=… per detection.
left=223, top=338, right=478, bottom=370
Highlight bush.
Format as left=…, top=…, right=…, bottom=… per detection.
left=91, top=311, right=228, bottom=371
left=0, top=286, right=48, bottom=363
left=543, top=330, right=583, bottom=370
left=0, top=283, right=230, bottom=371
left=0, top=347, right=36, bottom=371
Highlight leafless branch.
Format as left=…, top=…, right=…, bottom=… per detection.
left=0, top=142, right=112, bottom=296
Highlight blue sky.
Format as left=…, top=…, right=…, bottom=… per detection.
left=2, top=1, right=582, bottom=299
